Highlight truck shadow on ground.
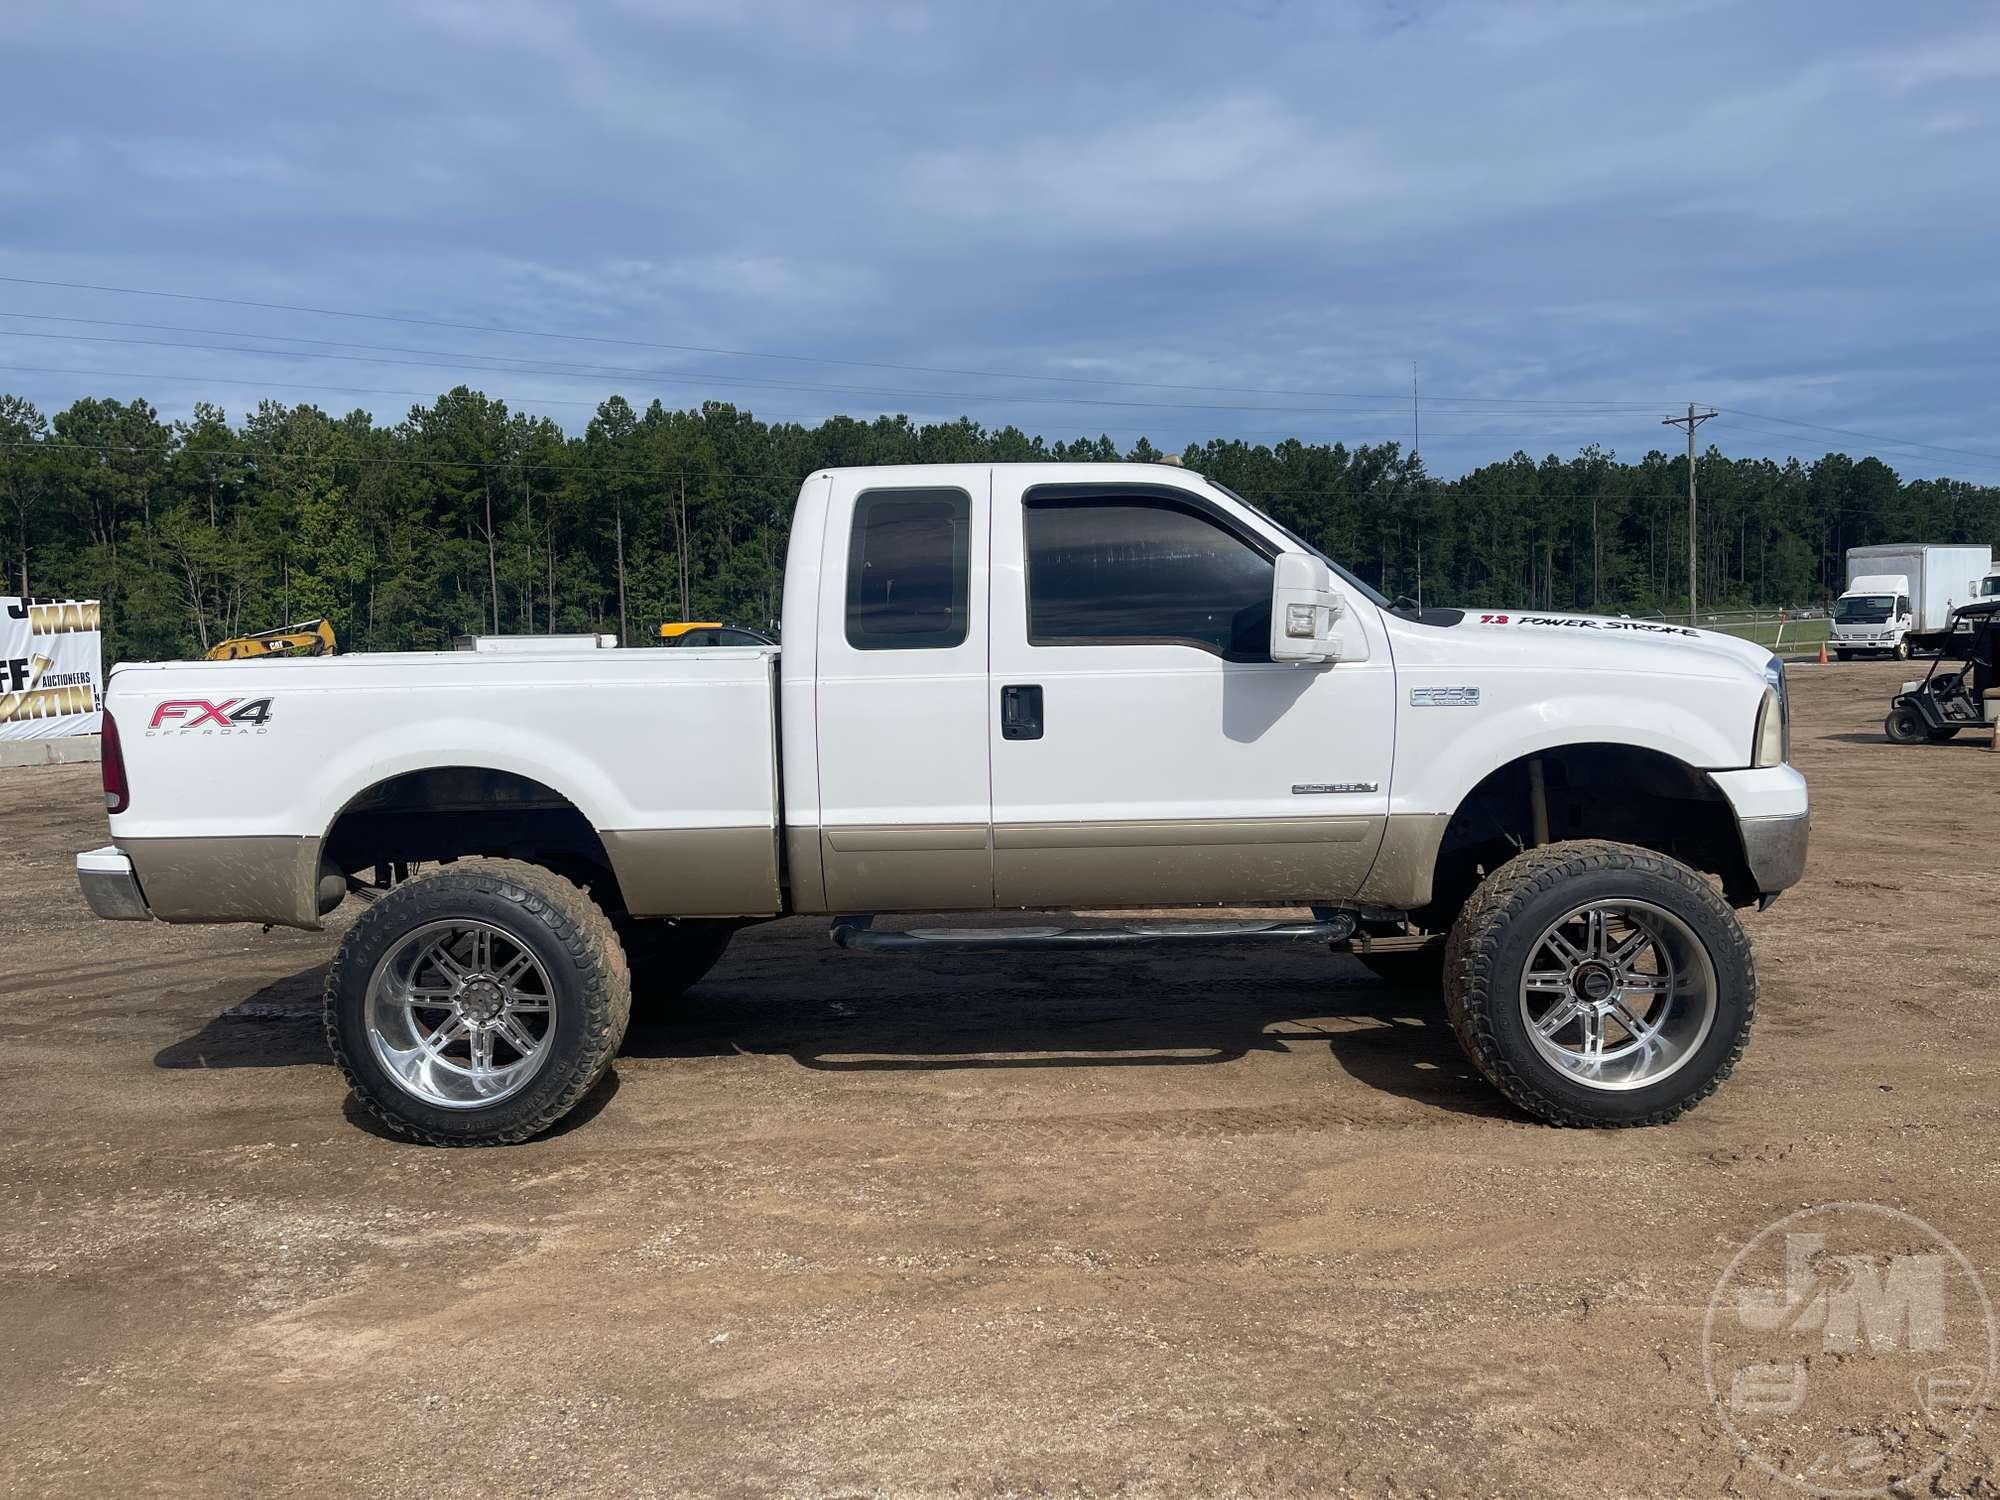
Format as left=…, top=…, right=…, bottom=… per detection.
left=152, top=954, right=1515, bottom=1122
left=622, top=953, right=1514, bottom=1120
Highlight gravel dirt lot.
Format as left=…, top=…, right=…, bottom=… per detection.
left=3, top=659, right=1997, bottom=1498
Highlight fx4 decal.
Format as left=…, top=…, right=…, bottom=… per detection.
left=147, top=698, right=274, bottom=734
left=1477, top=613, right=1698, bottom=638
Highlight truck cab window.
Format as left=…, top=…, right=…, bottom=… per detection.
left=845, top=488, right=971, bottom=650
left=1024, top=495, right=1273, bottom=658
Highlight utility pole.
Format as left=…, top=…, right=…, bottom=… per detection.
left=1663, top=403, right=1717, bottom=623
left=1412, top=362, right=1421, bottom=611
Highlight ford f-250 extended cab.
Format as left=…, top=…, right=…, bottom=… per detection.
left=77, top=463, right=1807, bottom=1145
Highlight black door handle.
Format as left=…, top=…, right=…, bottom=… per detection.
left=1001, top=683, right=1043, bottom=740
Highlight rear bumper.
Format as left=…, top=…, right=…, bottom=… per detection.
left=76, top=845, right=153, bottom=921
left=1708, top=766, right=1810, bottom=900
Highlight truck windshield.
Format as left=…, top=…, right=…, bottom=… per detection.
left=1978, top=576, right=2000, bottom=599
left=1204, top=480, right=1393, bottom=608
left=1834, top=595, right=1893, bottom=622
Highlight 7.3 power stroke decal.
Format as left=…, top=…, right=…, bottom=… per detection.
left=1476, top=612, right=1698, bottom=638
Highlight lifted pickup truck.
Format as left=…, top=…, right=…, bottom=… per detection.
left=78, top=463, right=1807, bottom=1144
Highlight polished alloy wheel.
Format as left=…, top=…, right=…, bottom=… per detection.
left=1517, top=899, right=1717, bottom=1092
left=365, top=920, right=557, bottom=1109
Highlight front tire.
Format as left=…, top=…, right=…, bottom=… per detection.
left=1442, top=841, right=1754, bottom=1127
left=324, top=858, right=630, bottom=1146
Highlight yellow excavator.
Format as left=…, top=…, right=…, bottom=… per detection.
left=659, top=621, right=775, bottom=647
left=205, top=618, right=338, bottom=661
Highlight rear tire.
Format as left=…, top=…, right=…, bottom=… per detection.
left=1442, top=840, right=1755, bottom=1127
left=324, top=858, right=630, bottom=1146
left=1884, top=706, right=1927, bottom=744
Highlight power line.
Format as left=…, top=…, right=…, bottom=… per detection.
left=0, top=359, right=1669, bottom=452
left=1715, top=405, right=2000, bottom=466
left=0, top=325, right=1535, bottom=417
left=1711, top=421, right=2000, bottom=476
left=0, top=273, right=1671, bottom=409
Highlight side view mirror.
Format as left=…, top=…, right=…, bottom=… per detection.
left=1269, top=551, right=1347, bottom=665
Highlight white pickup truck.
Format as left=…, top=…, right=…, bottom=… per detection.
left=77, top=462, right=1807, bottom=1145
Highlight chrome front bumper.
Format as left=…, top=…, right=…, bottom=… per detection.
left=76, top=845, right=153, bottom=921
left=1708, top=766, right=1810, bottom=904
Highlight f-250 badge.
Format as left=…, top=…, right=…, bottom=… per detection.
left=146, top=698, right=274, bottom=735
left=1410, top=686, right=1481, bottom=707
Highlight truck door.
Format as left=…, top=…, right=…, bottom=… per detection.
left=813, top=469, right=992, bottom=909
left=986, top=474, right=1394, bottom=908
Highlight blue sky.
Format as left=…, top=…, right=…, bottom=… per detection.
left=3, top=0, right=1998, bottom=481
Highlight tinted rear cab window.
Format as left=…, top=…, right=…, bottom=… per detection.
left=845, top=488, right=971, bottom=650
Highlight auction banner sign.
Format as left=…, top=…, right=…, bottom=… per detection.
left=0, top=597, right=103, bottom=740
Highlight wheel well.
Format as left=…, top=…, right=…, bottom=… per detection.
left=1418, top=745, right=1755, bottom=926
left=320, top=767, right=623, bottom=910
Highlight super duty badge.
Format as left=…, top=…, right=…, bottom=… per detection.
left=1410, top=686, right=1481, bottom=707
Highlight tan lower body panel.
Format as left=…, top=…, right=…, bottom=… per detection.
left=1353, top=813, right=1450, bottom=911
left=601, top=826, right=782, bottom=917
left=820, top=823, right=991, bottom=912
left=992, top=815, right=1383, bottom=909
left=123, top=835, right=322, bottom=929
left=785, top=825, right=827, bottom=914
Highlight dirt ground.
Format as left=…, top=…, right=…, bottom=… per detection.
left=2, top=659, right=1997, bottom=1498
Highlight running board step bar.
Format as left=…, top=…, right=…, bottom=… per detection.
left=831, top=910, right=1357, bottom=953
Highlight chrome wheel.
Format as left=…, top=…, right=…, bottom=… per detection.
left=1517, top=899, right=1717, bottom=1092
left=365, top=920, right=557, bottom=1110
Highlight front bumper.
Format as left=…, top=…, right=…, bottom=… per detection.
left=76, top=845, right=153, bottom=921
left=1708, top=766, right=1810, bottom=901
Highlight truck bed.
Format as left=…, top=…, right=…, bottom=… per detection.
left=103, top=645, right=782, bottom=927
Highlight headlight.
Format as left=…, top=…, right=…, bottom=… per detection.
left=1753, top=657, right=1789, bottom=766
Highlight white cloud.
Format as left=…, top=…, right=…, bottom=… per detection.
left=910, top=96, right=1395, bottom=238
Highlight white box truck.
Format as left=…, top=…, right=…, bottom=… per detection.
left=1834, top=544, right=1992, bottom=659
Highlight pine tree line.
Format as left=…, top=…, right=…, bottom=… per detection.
left=2, top=385, right=1994, bottom=661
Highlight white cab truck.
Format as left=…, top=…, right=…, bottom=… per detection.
left=76, top=463, right=1808, bottom=1144
left=1833, top=544, right=1992, bottom=659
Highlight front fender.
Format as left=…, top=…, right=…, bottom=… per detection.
left=1388, top=673, right=1756, bottom=821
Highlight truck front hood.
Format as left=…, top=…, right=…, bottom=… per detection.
left=1425, top=607, right=1774, bottom=676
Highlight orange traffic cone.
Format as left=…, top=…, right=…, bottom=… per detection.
left=1818, top=639, right=1829, bottom=665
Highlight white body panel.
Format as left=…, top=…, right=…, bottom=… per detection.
left=106, top=647, right=779, bottom=843
left=1383, top=608, right=1769, bottom=818
left=986, top=465, right=1396, bottom=827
